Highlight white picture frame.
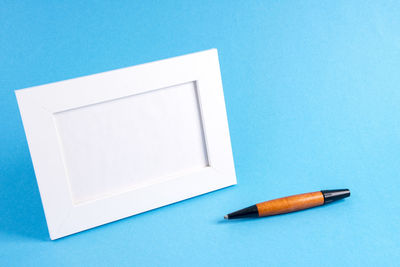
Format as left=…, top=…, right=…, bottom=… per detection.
left=15, top=49, right=236, bottom=240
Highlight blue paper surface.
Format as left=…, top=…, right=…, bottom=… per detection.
left=1, top=1, right=399, bottom=266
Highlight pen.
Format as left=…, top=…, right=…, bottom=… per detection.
left=224, top=189, right=350, bottom=219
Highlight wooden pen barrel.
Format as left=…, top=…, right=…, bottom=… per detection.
left=256, top=191, right=324, bottom=217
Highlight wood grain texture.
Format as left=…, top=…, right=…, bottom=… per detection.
left=256, top=191, right=324, bottom=217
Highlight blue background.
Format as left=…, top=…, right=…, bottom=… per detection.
left=1, top=1, right=399, bottom=266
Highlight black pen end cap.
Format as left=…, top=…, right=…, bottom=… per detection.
left=321, top=189, right=350, bottom=204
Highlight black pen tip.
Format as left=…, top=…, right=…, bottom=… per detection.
left=224, top=215, right=229, bottom=219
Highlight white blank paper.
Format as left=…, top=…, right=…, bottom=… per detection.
left=55, top=81, right=209, bottom=203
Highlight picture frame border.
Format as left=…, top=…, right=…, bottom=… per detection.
left=15, top=49, right=236, bottom=240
